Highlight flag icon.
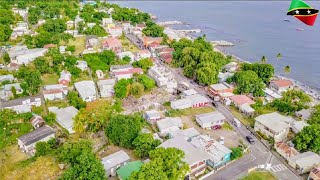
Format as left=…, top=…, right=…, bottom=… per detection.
left=287, top=0, right=319, bottom=26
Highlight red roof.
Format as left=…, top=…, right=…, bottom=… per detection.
left=43, top=89, right=63, bottom=95
left=272, top=79, right=293, bottom=87
left=160, top=53, right=173, bottom=63
left=59, top=79, right=69, bottom=86
left=114, top=68, right=143, bottom=76
left=136, top=24, right=146, bottom=28
left=230, top=95, right=255, bottom=106
left=103, top=37, right=122, bottom=48
left=160, top=47, right=175, bottom=53
left=275, top=142, right=299, bottom=157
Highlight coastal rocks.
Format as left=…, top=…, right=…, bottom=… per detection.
left=211, top=40, right=234, bottom=46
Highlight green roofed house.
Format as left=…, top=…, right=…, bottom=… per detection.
left=116, top=161, right=143, bottom=180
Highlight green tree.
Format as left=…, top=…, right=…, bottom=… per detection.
left=308, top=105, right=320, bottom=125
left=66, top=45, right=76, bottom=53
left=44, top=112, right=56, bottom=125
left=0, top=9, right=14, bottom=25
left=284, top=65, right=291, bottom=74
left=138, top=74, right=155, bottom=91
left=277, top=53, right=282, bottom=59
left=105, top=114, right=143, bottom=148
left=3, top=52, right=10, bottom=64
left=0, top=24, right=13, bottom=42
left=130, top=82, right=144, bottom=98
left=35, top=141, right=52, bottom=157
left=261, top=56, right=267, bottom=63
left=33, top=57, right=51, bottom=74
left=241, top=63, right=275, bottom=83
left=293, top=124, right=320, bottom=153
left=67, top=91, right=87, bottom=110
left=142, top=23, right=164, bottom=37
left=84, top=25, right=107, bottom=37
left=17, top=66, right=42, bottom=95
left=230, top=147, right=243, bottom=160
left=132, top=58, right=153, bottom=71
left=114, top=79, right=131, bottom=99
left=133, top=133, right=161, bottom=158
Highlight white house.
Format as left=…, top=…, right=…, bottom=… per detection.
left=0, top=95, right=42, bottom=113
left=102, top=18, right=113, bottom=26
left=136, top=50, right=151, bottom=60
left=0, top=74, right=15, bottom=83
left=59, top=70, right=72, bottom=86
left=49, top=106, right=79, bottom=133
left=59, top=46, right=66, bottom=54
left=97, top=79, right=116, bottom=98
left=74, top=81, right=97, bottom=102
left=112, top=68, right=143, bottom=81
left=76, top=60, right=88, bottom=71
left=254, top=112, right=292, bottom=142
left=239, top=103, right=255, bottom=116
left=195, top=111, right=226, bottom=129
left=181, top=89, right=198, bottom=97
left=288, top=151, right=320, bottom=174
left=263, top=88, right=282, bottom=103
left=17, top=125, right=55, bottom=155
left=156, top=117, right=183, bottom=137
left=269, top=79, right=294, bottom=93
left=108, top=26, right=123, bottom=37
left=43, top=84, right=67, bottom=100
left=170, top=98, right=192, bottom=110
left=8, top=45, right=48, bottom=65
left=101, top=150, right=130, bottom=177
left=144, top=110, right=161, bottom=124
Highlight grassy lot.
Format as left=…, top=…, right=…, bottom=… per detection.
left=222, top=121, right=234, bottom=131
left=72, top=71, right=92, bottom=83
left=120, top=37, right=140, bottom=53
left=67, top=36, right=86, bottom=55
left=230, top=106, right=255, bottom=127
left=166, top=106, right=214, bottom=117
left=46, top=100, right=69, bottom=108
left=242, top=171, right=277, bottom=180
left=42, top=73, right=59, bottom=85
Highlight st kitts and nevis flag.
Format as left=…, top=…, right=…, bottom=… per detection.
left=287, top=0, right=319, bottom=26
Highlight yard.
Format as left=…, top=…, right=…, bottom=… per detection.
left=67, top=36, right=86, bottom=55
left=242, top=171, right=277, bottom=180
left=72, top=71, right=92, bottom=83
left=42, top=73, right=59, bottom=85
left=230, top=106, right=255, bottom=127
left=46, top=100, right=69, bottom=108
left=120, top=37, right=140, bottom=53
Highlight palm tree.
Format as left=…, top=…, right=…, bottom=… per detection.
left=277, top=53, right=282, bottom=59
left=284, top=65, right=291, bottom=73
left=261, top=56, right=267, bottom=63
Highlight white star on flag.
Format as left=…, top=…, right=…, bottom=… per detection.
left=307, top=10, right=311, bottom=14
left=295, top=10, right=299, bottom=14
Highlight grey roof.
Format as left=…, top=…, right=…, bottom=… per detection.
left=0, top=95, right=42, bottom=108
left=210, top=83, right=229, bottom=91
left=101, top=150, right=130, bottom=171
left=44, top=84, right=63, bottom=90
left=182, top=89, right=198, bottom=96
left=159, top=136, right=210, bottom=166
left=49, top=106, right=78, bottom=133
left=169, top=128, right=200, bottom=139
left=110, top=64, right=133, bottom=72
left=255, top=112, right=292, bottom=133
left=295, top=109, right=312, bottom=120
left=3, top=83, right=22, bottom=91
left=156, top=117, right=182, bottom=131
left=186, top=94, right=209, bottom=104
left=291, top=121, right=309, bottom=133
left=145, top=110, right=161, bottom=119
left=74, top=81, right=97, bottom=99
left=289, top=151, right=320, bottom=168
left=195, top=111, right=226, bottom=124
left=18, top=125, right=54, bottom=146
left=97, top=79, right=116, bottom=87
left=0, top=74, right=14, bottom=82
left=240, top=103, right=255, bottom=113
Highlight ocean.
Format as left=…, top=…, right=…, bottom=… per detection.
left=114, top=1, right=320, bottom=91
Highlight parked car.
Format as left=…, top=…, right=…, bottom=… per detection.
left=246, top=136, right=255, bottom=144
left=212, top=102, right=219, bottom=107
left=211, top=125, right=222, bottom=130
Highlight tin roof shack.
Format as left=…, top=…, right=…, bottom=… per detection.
left=168, top=127, right=200, bottom=140
left=101, top=150, right=130, bottom=177
left=74, top=81, right=97, bottom=102
left=288, top=151, right=320, bottom=174
left=49, top=106, right=78, bottom=134
left=295, top=109, right=312, bottom=120
left=17, top=125, right=55, bottom=155
left=156, top=117, right=183, bottom=137
left=195, top=111, right=226, bottom=129
left=30, top=115, right=45, bottom=129
left=274, top=142, right=299, bottom=161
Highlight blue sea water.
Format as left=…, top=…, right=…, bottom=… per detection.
left=114, top=1, right=320, bottom=90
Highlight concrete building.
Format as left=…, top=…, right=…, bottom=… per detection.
left=274, top=142, right=299, bottom=161
left=86, top=35, right=99, bottom=49
left=288, top=151, right=320, bottom=174
left=108, top=26, right=123, bottom=37
left=148, top=65, right=177, bottom=93
left=49, top=106, right=78, bottom=133
left=171, top=98, right=192, bottom=110
left=17, top=125, right=55, bottom=155
left=144, top=110, right=161, bottom=124
left=168, top=128, right=200, bottom=140
left=102, top=37, right=122, bottom=53
left=101, top=150, right=130, bottom=177
left=8, top=45, right=48, bottom=65
left=263, top=88, right=282, bottom=103
left=74, top=81, right=97, bottom=102
left=254, top=112, right=292, bottom=142
left=0, top=95, right=42, bottom=113
left=195, top=111, right=226, bottom=129
left=97, top=79, right=116, bottom=98
left=112, top=68, right=143, bottom=81
left=156, top=117, right=183, bottom=137
left=76, top=60, right=88, bottom=71
left=269, top=79, right=294, bottom=93
left=43, top=84, right=67, bottom=100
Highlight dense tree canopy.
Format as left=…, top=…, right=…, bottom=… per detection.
left=241, top=63, right=275, bottom=83
left=105, top=114, right=144, bottom=148
left=133, top=133, right=161, bottom=158
left=227, top=70, right=265, bottom=97
left=132, top=58, right=153, bottom=72
left=67, top=91, right=87, bottom=110
left=84, top=25, right=107, bottom=37
left=0, top=9, right=14, bottom=25
left=143, top=21, right=164, bottom=37
left=0, top=24, right=13, bottom=42
left=83, top=50, right=116, bottom=71
left=33, top=57, right=51, bottom=74
left=114, top=79, right=131, bottom=99
left=130, top=82, right=145, bottom=98
left=137, top=74, right=156, bottom=91
left=307, top=105, right=320, bottom=125
left=293, top=124, right=320, bottom=153
left=130, top=147, right=189, bottom=180
left=17, top=65, right=42, bottom=95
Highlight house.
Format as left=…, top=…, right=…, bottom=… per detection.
left=8, top=45, right=48, bottom=65
left=169, top=127, right=200, bottom=140
left=12, top=8, right=28, bottom=18
left=7, top=62, right=20, bottom=71
left=0, top=95, right=42, bottom=113
left=117, top=51, right=135, bottom=62
left=309, top=166, right=320, bottom=180
left=96, top=70, right=105, bottom=79
left=190, top=135, right=232, bottom=169
left=239, top=103, right=255, bottom=116
left=269, top=79, right=294, bottom=93
left=295, top=109, right=312, bottom=120
left=74, top=81, right=97, bottom=102
left=108, top=26, right=123, bottom=37
left=17, top=125, right=55, bottom=155
left=218, top=72, right=234, bottom=83
left=112, top=68, right=143, bottom=81
left=59, top=70, right=72, bottom=86
left=254, top=112, right=292, bottom=142
left=76, top=60, right=88, bottom=71
left=101, top=150, right=130, bottom=177
left=0, top=74, right=14, bottom=83
left=160, top=53, right=173, bottom=63
left=97, top=79, right=116, bottom=98
left=158, top=136, right=210, bottom=177
left=229, top=95, right=255, bottom=108
left=49, top=106, right=78, bottom=133
left=30, top=115, right=45, bottom=129
left=274, top=142, right=299, bottom=160
left=86, top=35, right=99, bottom=49
left=121, top=21, right=132, bottom=31
left=288, top=151, right=320, bottom=174
left=148, top=65, right=177, bottom=93
left=181, top=89, right=198, bottom=97
left=3, top=83, right=23, bottom=97
left=136, top=50, right=151, bottom=60
left=263, top=88, right=282, bottom=103
left=156, top=117, right=183, bottom=137
left=110, top=64, right=133, bottom=73
left=148, top=42, right=161, bottom=52
left=43, top=84, right=67, bottom=100
left=135, top=23, right=146, bottom=31
left=102, top=37, right=122, bottom=53
left=144, top=110, right=161, bottom=124
left=195, top=111, right=226, bottom=129
left=102, top=18, right=113, bottom=26
left=116, top=161, right=143, bottom=180
left=11, top=22, right=29, bottom=39
left=143, top=36, right=163, bottom=47
left=187, top=94, right=209, bottom=108
left=291, top=120, right=309, bottom=134
left=208, top=83, right=234, bottom=101
left=223, top=62, right=239, bottom=72
left=171, top=98, right=192, bottom=110
left=130, top=27, right=143, bottom=37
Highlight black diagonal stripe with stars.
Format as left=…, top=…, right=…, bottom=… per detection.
left=287, top=8, right=319, bottom=16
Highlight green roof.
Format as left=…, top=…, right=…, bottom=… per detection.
left=116, top=161, right=143, bottom=180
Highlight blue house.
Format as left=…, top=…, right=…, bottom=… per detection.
left=82, top=0, right=97, bottom=5
left=190, top=135, right=232, bottom=169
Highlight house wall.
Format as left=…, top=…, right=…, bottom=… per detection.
left=116, top=74, right=133, bottom=81
left=171, top=102, right=191, bottom=110
left=106, top=160, right=129, bottom=177
left=196, top=118, right=224, bottom=129
left=18, top=134, right=55, bottom=155
left=82, top=95, right=96, bottom=102
left=44, top=93, right=63, bottom=101
left=192, top=102, right=209, bottom=108
left=254, top=121, right=289, bottom=142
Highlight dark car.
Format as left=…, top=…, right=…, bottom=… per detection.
left=246, top=136, right=255, bottom=144
left=212, top=102, right=219, bottom=107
